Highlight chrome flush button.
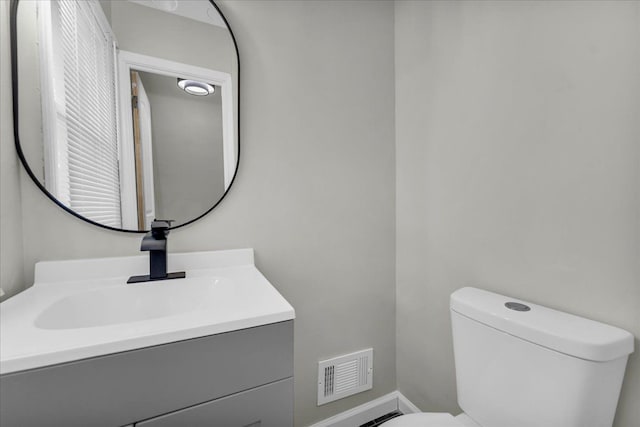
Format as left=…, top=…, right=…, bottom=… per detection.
left=505, top=302, right=531, bottom=312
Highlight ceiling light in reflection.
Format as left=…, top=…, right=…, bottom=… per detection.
left=177, top=78, right=215, bottom=96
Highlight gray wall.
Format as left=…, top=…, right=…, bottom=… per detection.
left=395, top=2, right=640, bottom=427
left=3, top=1, right=397, bottom=426
left=0, top=1, right=25, bottom=299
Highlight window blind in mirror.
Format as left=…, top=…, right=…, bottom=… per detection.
left=41, top=0, right=122, bottom=228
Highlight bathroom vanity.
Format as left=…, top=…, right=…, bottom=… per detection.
left=0, top=250, right=295, bottom=427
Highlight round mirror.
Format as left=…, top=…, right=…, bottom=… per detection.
left=11, top=0, right=239, bottom=232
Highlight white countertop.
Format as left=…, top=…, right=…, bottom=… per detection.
left=0, top=249, right=295, bottom=374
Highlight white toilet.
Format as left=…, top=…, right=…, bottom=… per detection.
left=384, top=287, right=634, bottom=427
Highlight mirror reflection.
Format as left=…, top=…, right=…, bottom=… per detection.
left=15, top=0, right=239, bottom=231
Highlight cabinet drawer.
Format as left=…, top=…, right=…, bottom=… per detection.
left=137, top=377, right=293, bottom=427
left=0, top=321, right=293, bottom=427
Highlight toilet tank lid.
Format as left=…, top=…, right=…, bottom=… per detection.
left=450, top=287, right=634, bottom=362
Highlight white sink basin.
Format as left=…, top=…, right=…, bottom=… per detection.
left=0, top=249, right=295, bottom=374
left=34, top=277, right=230, bottom=329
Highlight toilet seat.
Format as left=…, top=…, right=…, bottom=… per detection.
left=380, top=413, right=464, bottom=427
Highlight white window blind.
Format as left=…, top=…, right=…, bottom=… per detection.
left=41, top=0, right=122, bottom=228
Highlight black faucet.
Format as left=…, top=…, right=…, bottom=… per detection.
left=127, top=220, right=186, bottom=284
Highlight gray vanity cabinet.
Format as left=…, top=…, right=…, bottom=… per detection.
left=0, top=321, right=293, bottom=427
left=137, top=377, right=293, bottom=426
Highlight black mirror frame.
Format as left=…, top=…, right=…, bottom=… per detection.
left=9, top=0, right=240, bottom=233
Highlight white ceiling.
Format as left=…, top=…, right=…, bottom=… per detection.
left=126, top=0, right=227, bottom=29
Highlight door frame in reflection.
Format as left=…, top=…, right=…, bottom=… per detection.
left=117, top=50, right=236, bottom=230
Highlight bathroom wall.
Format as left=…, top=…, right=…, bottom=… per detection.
left=395, top=1, right=640, bottom=426
left=5, top=1, right=396, bottom=426
left=0, top=1, right=25, bottom=299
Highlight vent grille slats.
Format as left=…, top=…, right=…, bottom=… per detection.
left=324, top=365, right=334, bottom=396
left=317, top=348, right=373, bottom=405
left=359, top=356, right=368, bottom=386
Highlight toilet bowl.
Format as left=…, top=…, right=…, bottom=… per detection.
left=382, top=287, right=634, bottom=427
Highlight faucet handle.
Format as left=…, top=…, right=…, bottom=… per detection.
left=150, top=219, right=174, bottom=238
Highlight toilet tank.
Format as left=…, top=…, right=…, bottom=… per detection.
left=450, top=287, right=634, bottom=427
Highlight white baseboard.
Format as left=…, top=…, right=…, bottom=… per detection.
left=307, top=390, right=420, bottom=427
left=396, top=391, right=421, bottom=415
